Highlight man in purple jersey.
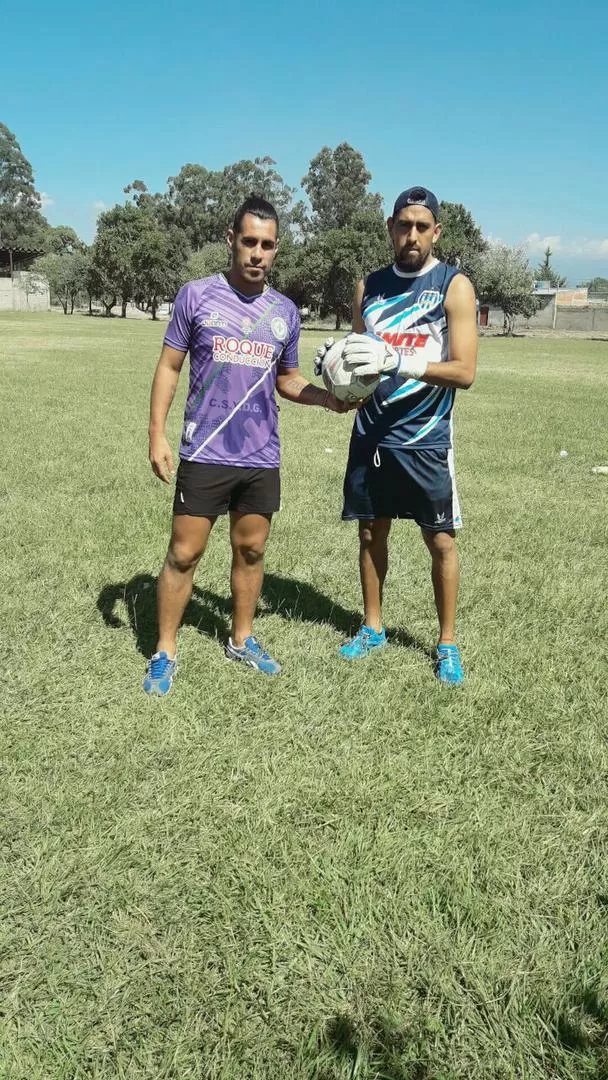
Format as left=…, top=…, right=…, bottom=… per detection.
left=143, top=196, right=348, bottom=694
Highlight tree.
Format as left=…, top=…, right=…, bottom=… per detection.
left=302, top=143, right=383, bottom=233
left=534, top=245, right=566, bottom=288
left=478, top=243, right=539, bottom=334
left=35, top=249, right=91, bottom=314
left=44, top=225, right=86, bottom=256
left=91, top=204, right=148, bottom=317
left=166, top=157, right=302, bottom=248
left=578, top=276, right=608, bottom=294
left=219, top=157, right=304, bottom=233
left=132, top=224, right=189, bottom=319
left=183, top=241, right=228, bottom=283
left=0, top=123, right=48, bottom=252
left=296, top=206, right=390, bottom=329
left=268, top=232, right=310, bottom=307
left=434, top=202, right=487, bottom=284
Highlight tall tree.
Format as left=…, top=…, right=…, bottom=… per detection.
left=91, top=204, right=148, bottom=317
left=434, top=202, right=487, bottom=284
left=132, top=224, right=189, bottom=319
left=165, top=165, right=218, bottom=249
left=44, top=225, right=86, bottom=256
left=302, top=143, right=383, bottom=233
left=183, top=242, right=228, bottom=283
left=478, top=244, right=539, bottom=334
left=298, top=206, right=390, bottom=329
left=0, top=123, right=48, bottom=252
left=166, top=157, right=301, bottom=248
left=534, top=245, right=566, bottom=288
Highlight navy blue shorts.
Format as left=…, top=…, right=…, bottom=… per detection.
left=342, top=441, right=462, bottom=530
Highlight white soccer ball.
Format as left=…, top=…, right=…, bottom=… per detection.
left=321, top=338, right=380, bottom=403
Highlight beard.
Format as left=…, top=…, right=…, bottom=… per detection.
left=396, top=247, right=428, bottom=273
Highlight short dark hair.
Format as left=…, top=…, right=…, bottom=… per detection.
left=233, top=195, right=279, bottom=235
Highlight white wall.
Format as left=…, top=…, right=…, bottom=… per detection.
left=0, top=272, right=50, bottom=312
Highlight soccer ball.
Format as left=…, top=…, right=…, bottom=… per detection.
left=321, top=338, right=380, bottom=403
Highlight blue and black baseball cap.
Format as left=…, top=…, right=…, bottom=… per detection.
left=392, top=186, right=440, bottom=221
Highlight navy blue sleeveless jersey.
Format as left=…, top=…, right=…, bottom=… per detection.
left=352, top=260, right=462, bottom=449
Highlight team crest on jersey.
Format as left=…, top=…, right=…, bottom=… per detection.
left=201, top=311, right=227, bottom=328
left=270, top=316, right=288, bottom=342
left=241, top=316, right=254, bottom=336
left=418, top=289, right=443, bottom=312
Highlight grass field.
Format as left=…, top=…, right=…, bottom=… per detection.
left=1, top=311, right=608, bottom=1080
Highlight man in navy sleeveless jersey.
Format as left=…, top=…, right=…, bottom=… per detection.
left=330, top=187, right=478, bottom=684
left=144, top=196, right=349, bottom=694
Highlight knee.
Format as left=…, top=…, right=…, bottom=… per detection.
left=359, top=520, right=391, bottom=547
left=424, top=530, right=456, bottom=559
left=234, top=542, right=265, bottom=566
left=166, top=542, right=202, bottom=573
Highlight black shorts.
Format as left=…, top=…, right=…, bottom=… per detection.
left=173, top=460, right=281, bottom=517
left=342, top=441, right=462, bottom=530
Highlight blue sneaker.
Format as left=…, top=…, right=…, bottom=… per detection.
left=225, top=636, right=281, bottom=675
left=339, top=625, right=387, bottom=660
left=143, top=651, right=177, bottom=696
left=435, top=643, right=464, bottom=686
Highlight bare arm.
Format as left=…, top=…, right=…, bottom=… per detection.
left=148, top=343, right=187, bottom=482
left=276, top=367, right=350, bottom=412
left=352, top=279, right=366, bottom=332
left=421, top=274, right=478, bottom=390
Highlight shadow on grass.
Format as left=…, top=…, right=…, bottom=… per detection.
left=310, top=1012, right=434, bottom=1080
left=552, top=987, right=608, bottom=1054
left=97, top=572, right=431, bottom=659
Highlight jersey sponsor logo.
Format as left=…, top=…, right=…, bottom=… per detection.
left=241, top=317, right=254, bottom=336
left=381, top=331, right=428, bottom=354
left=270, top=315, right=288, bottom=342
left=201, top=311, right=228, bottom=328
left=212, top=335, right=275, bottom=369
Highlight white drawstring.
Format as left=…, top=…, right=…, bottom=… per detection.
left=373, top=448, right=381, bottom=468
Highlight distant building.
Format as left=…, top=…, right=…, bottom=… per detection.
left=0, top=247, right=50, bottom=312
left=533, top=282, right=589, bottom=307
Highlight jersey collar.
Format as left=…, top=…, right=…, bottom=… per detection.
left=392, top=258, right=439, bottom=279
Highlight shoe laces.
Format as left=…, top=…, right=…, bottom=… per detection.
left=149, top=653, right=171, bottom=678
left=245, top=637, right=270, bottom=660
left=438, top=646, right=460, bottom=670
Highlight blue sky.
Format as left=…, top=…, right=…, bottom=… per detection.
left=4, top=0, right=608, bottom=284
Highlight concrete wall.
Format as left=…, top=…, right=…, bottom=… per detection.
left=0, top=272, right=50, bottom=312
left=484, top=301, right=608, bottom=334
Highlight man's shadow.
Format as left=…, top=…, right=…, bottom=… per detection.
left=97, top=572, right=432, bottom=659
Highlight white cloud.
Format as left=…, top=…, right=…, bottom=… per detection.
left=92, top=200, right=106, bottom=212
left=526, top=232, right=563, bottom=254
left=40, top=192, right=54, bottom=209
left=568, top=238, right=608, bottom=257
left=525, top=232, right=608, bottom=258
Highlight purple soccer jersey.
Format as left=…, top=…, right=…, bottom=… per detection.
left=164, top=274, right=300, bottom=468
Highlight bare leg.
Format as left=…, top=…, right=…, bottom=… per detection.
left=156, top=515, right=216, bottom=656
left=421, top=529, right=459, bottom=644
left=229, top=512, right=271, bottom=647
left=359, top=518, right=392, bottom=632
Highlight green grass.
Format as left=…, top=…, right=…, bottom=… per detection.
left=1, top=311, right=608, bottom=1080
